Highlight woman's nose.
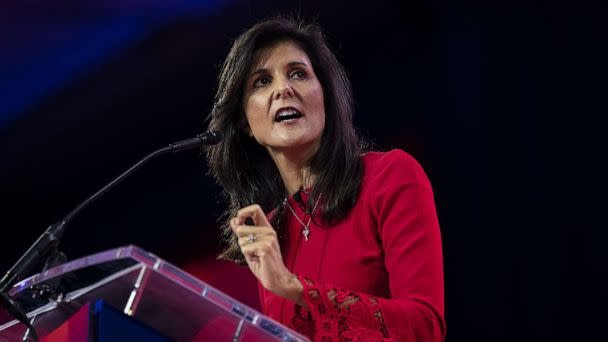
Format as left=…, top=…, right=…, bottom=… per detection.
left=273, top=79, right=295, bottom=100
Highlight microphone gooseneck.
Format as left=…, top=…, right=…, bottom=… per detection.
left=0, top=130, right=223, bottom=339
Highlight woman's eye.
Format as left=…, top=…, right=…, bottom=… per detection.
left=290, top=70, right=306, bottom=79
left=253, top=77, right=271, bottom=88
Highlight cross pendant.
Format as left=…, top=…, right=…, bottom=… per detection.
left=303, top=227, right=310, bottom=241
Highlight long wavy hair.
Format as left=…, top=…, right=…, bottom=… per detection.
left=204, top=17, right=365, bottom=263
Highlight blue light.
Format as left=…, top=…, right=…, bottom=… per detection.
left=0, top=0, right=230, bottom=129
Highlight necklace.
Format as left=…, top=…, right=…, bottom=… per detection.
left=285, top=195, right=321, bottom=241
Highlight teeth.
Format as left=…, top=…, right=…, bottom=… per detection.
left=275, top=108, right=302, bottom=121
left=277, top=109, right=299, bottom=117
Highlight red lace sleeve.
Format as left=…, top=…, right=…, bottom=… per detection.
left=295, top=276, right=444, bottom=342
left=294, top=275, right=390, bottom=341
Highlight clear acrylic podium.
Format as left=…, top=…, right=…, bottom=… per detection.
left=0, top=245, right=310, bottom=341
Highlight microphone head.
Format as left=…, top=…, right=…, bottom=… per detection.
left=198, top=131, right=223, bottom=145
left=169, top=131, right=224, bottom=152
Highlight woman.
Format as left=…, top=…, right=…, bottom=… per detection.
left=204, top=17, right=445, bottom=341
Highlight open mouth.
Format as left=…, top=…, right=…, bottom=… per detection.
left=275, top=108, right=303, bottom=122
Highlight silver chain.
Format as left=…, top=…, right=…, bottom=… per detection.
left=285, top=195, right=321, bottom=241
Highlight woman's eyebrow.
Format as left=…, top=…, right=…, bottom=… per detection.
left=286, top=61, right=307, bottom=68
left=249, top=61, right=308, bottom=77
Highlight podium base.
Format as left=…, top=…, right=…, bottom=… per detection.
left=42, top=300, right=171, bottom=342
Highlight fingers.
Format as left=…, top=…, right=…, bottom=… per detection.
left=230, top=216, right=272, bottom=232
left=231, top=220, right=276, bottom=240
left=240, top=237, right=275, bottom=259
left=229, top=204, right=278, bottom=260
left=237, top=232, right=275, bottom=249
left=229, top=203, right=273, bottom=236
left=234, top=204, right=271, bottom=227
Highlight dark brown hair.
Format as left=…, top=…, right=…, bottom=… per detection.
left=204, top=16, right=364, bottom=263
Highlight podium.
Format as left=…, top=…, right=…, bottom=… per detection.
left=0, top=245, right=309, bottom=341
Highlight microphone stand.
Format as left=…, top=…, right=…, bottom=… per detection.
left=0, top=131, right=222, bottom=340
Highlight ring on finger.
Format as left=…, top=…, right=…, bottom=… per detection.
left=246, top=233, right=255, bottom=244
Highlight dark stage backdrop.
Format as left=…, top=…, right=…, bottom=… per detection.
left=1, top=1, right=605, bottom=341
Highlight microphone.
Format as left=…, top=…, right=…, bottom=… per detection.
left=169, top=130, right=223, bottom=152
left=0, top=130, right=223, bottom=337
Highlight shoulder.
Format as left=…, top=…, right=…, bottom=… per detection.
left=362, top=149, right=432, bottom=189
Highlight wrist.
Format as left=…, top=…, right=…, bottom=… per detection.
left=276, top=273, right=306, bottom=307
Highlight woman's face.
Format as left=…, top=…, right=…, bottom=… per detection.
left=242, top=40, right=325, bottom=158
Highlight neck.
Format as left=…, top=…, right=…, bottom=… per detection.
left=267, top=147, right=316, bottom=197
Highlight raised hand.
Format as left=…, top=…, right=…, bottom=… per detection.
left=230, top=204, right=305, bottom=306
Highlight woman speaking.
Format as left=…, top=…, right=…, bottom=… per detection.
left=204, top=17, right=445, bottom=342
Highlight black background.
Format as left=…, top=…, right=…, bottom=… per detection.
left=1, top=1, right=606, bottom=341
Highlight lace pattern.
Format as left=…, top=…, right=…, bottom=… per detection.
left=295, top=276, right=394, bottom=341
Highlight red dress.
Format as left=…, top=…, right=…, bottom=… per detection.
left=259, top=150, right=446, bottom=341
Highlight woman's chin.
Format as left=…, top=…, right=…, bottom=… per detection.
left=266, top=138, right=319, bottom=154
